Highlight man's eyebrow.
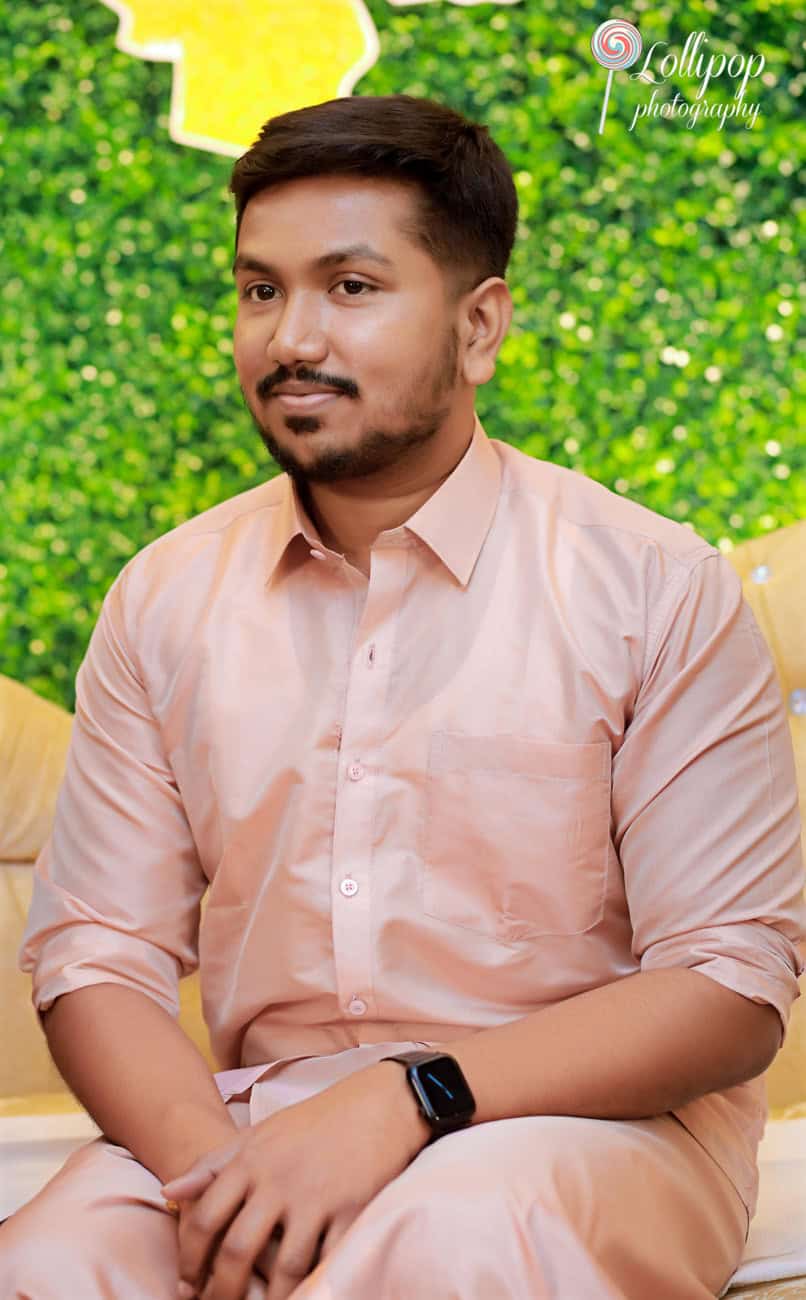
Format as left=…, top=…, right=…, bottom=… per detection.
left=231, top=243, right=395, bottom=278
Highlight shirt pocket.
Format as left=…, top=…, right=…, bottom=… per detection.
left=420, top=732, right=612, bottom=943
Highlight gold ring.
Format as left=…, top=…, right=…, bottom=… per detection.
left=163, top=1199, right=181, bottom=1216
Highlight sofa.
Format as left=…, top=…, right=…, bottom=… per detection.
left=2, top=520, right=805, bottom=1295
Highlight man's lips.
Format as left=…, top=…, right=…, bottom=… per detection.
left=271, top=391, right=343, bottom=411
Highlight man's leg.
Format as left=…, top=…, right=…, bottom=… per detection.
left=0, top=1099, right=258, bottom=1299
left=294, top=1111, right=749, bottom=1300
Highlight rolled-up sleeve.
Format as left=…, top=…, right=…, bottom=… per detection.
left=612, top=550, right=806, bottom=1040
left=18, top=561, right=206, bottom=1019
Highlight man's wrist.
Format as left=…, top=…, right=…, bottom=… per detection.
left=156, top=1103, right=239, bottom=1184
left=372, top=1060, right=434, bottom=1158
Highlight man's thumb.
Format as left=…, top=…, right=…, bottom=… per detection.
left=161, top=1137, right=243, bottom=1199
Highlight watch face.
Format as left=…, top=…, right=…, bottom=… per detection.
left=415, top=1056, right=474, bottom=1120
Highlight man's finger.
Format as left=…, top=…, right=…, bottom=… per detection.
left=178, top=1165, right=250, bottom=1295
left=245, top=1274, right=267, bottom=1300
left=254, top=1222, right=283, bottom=1283
left=317, top=1211, right=356, bottom=1264
left=163, top=1167, right=217, bottom=1204
left=162, top=1138, right=243, bottom=1200
left=264, top=1219, right=328, bottom=1300
left=201, top=1199, right=285, bottom=1300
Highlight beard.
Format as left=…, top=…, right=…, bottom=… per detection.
left=240, top=323, right=460, bottom=487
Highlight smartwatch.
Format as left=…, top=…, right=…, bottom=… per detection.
left=380, top=1050, right=476, bottom=1141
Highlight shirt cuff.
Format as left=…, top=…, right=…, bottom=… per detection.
left=22, top=922, right=183, bottom=1019
left=639, top=921, right=804, bottom=1041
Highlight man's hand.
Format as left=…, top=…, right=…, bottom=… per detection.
left=174, top=1204, right=268, bottom=1299
left=161, top=1061, right=432, bottom=1300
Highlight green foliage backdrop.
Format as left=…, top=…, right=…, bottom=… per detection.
left=1, top=0, right=803, bottom=711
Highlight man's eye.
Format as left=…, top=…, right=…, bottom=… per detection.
left=338, top=280, right=375, bottom=296
left=244, top=284, right=275, bottom=301
left=243, top=280, right=375, bottom=302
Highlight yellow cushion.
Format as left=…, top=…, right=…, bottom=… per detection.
left=0, top=676, right=74, bottom=862
left=0, top=865, right=66, bottom=1097
left=726, top=523, right=805, bottom=824
left=0, top=1093, right=86, bottom=1118
left=0, top=863, right=215, bottom=1098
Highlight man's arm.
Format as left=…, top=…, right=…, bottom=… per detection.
left=42, top=983, right=237, bottom=1185
left=429, top=967, right=782, bottom=1129
left=19, top=567, right=229, bottom=1187
left=423, top=556, right=805, bottom=1134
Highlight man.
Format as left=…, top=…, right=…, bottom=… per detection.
left=3, top=93, right=804, bottom=1300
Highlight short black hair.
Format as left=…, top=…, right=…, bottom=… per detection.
left=229, top=94, right=518, bottom=303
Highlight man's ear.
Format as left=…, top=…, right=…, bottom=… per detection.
left=461, top=278, right=513, bottom=387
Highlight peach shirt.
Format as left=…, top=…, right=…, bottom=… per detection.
left=19, top=413, right=806, bottom=1216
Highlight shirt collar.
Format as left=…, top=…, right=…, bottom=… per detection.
left=263, top=411, right=502, bottom=589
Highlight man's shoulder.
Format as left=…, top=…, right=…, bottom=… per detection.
left=120, top=474, right=285, bottom=588
left=494, top=439, right=719, bottom=571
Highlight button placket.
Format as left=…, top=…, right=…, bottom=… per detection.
left=330, top=545, right=407, bottom=1021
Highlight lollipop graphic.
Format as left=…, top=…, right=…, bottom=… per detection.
left=591, top=19, right=642, bottom=135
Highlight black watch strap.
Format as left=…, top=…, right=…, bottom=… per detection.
left=381, top=1050, right=441, bottom=1068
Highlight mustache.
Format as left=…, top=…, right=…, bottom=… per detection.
left=257, top=370, right=358, bottom=401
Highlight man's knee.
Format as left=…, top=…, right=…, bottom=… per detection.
left=406, top=1115, right=613, bottom=1211
left=347, top=1125, right=544, bottom=1292
left=0, top=1215, right=98, bottom=1298
left=0, top=1141, right=181, bottom=1300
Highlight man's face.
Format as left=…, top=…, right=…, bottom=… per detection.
left=232, top=175, right=465, bottom=487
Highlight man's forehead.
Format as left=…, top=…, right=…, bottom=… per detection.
left=236, top=176, right=420, bottom=252
left=234, top=203, right=429, bottom=279
left=231, top=241, right=397, bottom=278
left=243, top=172, right=416, bottom=211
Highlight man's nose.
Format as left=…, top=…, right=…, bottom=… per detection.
left=266, top=296, right=328, bottom=368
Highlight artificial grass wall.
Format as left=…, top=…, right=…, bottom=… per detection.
left=1, top=0, right=803, bottom=710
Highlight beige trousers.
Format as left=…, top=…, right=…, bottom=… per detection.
left=0, top=1056, right=749, bottom=1299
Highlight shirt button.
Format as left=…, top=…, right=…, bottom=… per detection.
left=348, top=762, right=364, bottom=780
left=339, top=877, right=359, bottom=897
left=348, top=998, right=367, bottom=1016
